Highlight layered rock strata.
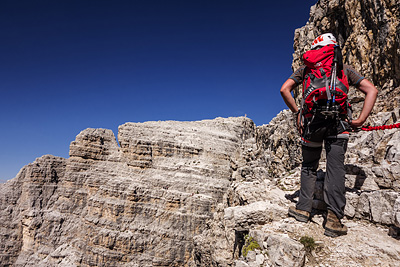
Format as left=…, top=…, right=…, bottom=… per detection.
left=1, top=118, right=400, bottom=266
left=0, top=118, right=257, bottom=266
left=3, top=112, right=397, bottom=266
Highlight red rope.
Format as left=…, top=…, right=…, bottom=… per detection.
left=361, top=123, right=400, bottom=131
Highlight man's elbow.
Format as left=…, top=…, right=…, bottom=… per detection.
left=280, top=80, right=295, bottom=96
left=359, top=79, right=378, bottom=96
left=367, top=84, right=378, bottom=100
left=372, top=86, right=378, bottom=96
left=280, top=86, right=287, bottom=96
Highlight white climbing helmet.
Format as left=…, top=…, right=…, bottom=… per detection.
left=311, top=33, right=337, bottom=49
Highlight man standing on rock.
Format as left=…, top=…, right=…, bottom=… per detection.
left=280, top=33, right=378, bottom=237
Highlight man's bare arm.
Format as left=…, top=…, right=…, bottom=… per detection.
left=351, top=79, right=378, bottom=128
left=280, top=79, right=299, bottom=113
left=280, top=79, right=304, bottom=134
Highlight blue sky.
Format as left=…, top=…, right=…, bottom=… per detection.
left=0, top=0, right=317, bottom=182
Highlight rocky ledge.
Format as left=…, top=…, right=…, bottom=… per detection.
left=1, top=112, right=399, bottom=266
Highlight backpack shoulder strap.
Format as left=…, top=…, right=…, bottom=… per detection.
left=300, top=66, right=309, bottom=111
left=302, top=66, right=309, bottom=81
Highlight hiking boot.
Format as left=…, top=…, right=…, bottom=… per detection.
left=288, top=206, right=310, bottom=223
left=324, top=210, right=348, bottom=237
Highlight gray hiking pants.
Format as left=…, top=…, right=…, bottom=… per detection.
left=296, top=137, right=348, bottom=219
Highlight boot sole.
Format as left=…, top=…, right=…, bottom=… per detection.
left=288, top=209, right=309, bottom=223
left=324, top=227, right=347, bottom=237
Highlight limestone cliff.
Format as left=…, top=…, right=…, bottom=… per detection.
left=1, top=1, right=400, bottom=267
left=0, top=118, right=256, bottom=266
left=292, top=0, right=400, bottom=115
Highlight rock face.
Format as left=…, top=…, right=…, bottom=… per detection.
left=269, top=0, right=400, bottom=191
left=292, top=0, right=400, bottom=119
left=0, top=118, right=256, bottom=266
left=292, top=0, right=400, bottom=89
left=1, top=1, right=400, bottom=267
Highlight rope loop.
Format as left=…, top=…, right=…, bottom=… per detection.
left=361, top=123, right=400, bottom=131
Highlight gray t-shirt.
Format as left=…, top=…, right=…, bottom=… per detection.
left=289, top=64, right=365, bottom=87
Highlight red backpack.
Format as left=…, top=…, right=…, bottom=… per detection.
left=301, top=44, right=350, bottom=118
